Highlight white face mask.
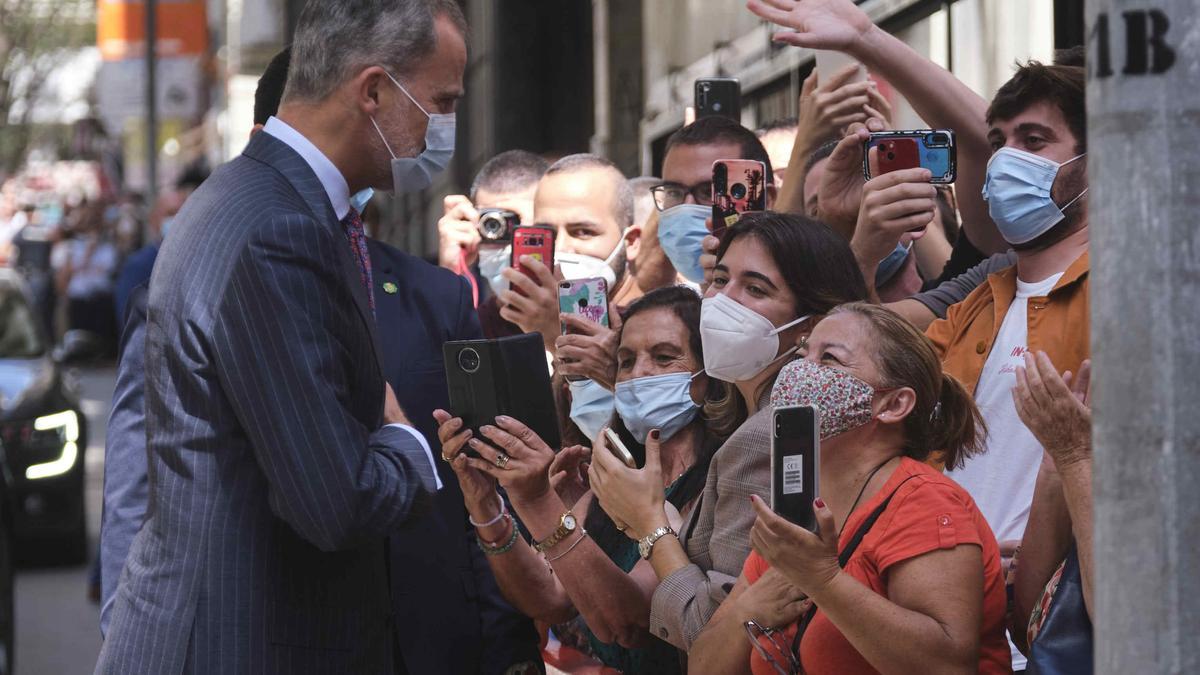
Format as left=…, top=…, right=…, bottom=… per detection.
left=556, top=240, right=624, bottom=286
left=369, top=68, right=456, bottom=194
left=700, top=293, right=809, bottom=383
left=478, top=244, right=512, bottom=294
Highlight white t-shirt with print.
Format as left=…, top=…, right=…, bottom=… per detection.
left=945, top=271, right=1062, bottom=670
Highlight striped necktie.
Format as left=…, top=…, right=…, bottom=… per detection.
left=340, top=207, right=376, bottom=316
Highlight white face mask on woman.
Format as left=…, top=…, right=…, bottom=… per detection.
left=699, top=292, right=809, bottom=383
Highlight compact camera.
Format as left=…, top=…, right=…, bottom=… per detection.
left=477, top=208, right=520, bottom=242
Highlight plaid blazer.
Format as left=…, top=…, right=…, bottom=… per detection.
left=649, top=390, right=773, bottom=650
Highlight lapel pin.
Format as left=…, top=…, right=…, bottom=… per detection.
left=382, top=281, right=399, bottom=295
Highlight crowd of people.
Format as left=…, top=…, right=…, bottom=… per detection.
left=88, top=0, right=1096, bottom=674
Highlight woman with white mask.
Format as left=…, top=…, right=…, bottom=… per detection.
left=433, top=286, right=739, bottom=674
left=588, top=211, right=868, bottom=654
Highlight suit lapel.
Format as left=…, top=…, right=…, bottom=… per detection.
left=242, top=132, right=383, bottom=368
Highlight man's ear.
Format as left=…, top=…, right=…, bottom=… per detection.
left=354, top=66, right=389, bottom=116
left=624, top=225, right=642, bottom=264
left=765, top=183, right=779, bottom=210
left=875, top=387, right=916, bottom=425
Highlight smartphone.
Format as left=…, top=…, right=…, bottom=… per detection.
left=603, top=427, right=637, bottom=469
left=694, top=78, right=741, bottom=122
left=511, top=225, right=556, bottom=295
left=712, top=159, right=768, bottom=238
left=444, top=333, right=562, bottom=456
left=771, top=405, right=820, bottom=531
left=814, top=50, right=867, bottom=84
left=558, top=278, right=609, bottom=333
left=863, top=130, right=957, bottom=184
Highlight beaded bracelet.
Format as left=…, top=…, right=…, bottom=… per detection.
left=477, top=514, right=520, bottom=556
left=469, top=494, right=507, bottom=528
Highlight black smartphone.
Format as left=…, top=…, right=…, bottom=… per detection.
left=771, top=405, right=820, bottom=531
left=694, top=78, right=741, bottom=121
left=443, top=333, right=561, bottom=456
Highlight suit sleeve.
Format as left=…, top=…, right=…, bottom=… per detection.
left=213, top=215, right=437, bottom=552
left=99, top=286, right=150, bottom=636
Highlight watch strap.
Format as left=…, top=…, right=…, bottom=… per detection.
left=639, top=525, right=677, bottom=560
left=533, top=511, right=576, bottom=554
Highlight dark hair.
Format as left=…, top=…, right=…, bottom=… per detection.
left=757, top=117, right=799, bottom=135
left=987, top=49, right=1087, bottom=153
left=470, top=150, right=551, bottom=201
left=666, top=116, right=775, bottom=185
left=715, top=211, right=869, bottom=317
left=254, top=47, right=292, bottom=126
left=831, top=303, right=986, bottom=469
left=586, top=286, right=727, bottom=554
left=799, top=139, right=839, bottom=205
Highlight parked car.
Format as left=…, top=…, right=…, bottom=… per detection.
left=0, top=270, right=88, bottom=563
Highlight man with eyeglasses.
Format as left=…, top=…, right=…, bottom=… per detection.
left=653, top=116, right=776, bottom=284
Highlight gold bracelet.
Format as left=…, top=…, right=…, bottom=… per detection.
left=544, top=530, right=589, bottom=563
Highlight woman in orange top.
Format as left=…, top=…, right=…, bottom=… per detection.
left=690, top=303, right=1011, bottom=675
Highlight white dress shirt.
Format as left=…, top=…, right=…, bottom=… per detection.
left=262, top=116, right=442, bottom=490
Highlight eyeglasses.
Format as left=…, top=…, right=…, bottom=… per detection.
left=650, top=181, right=714, bottom=211
left=744, top=620, right=801, bottom=675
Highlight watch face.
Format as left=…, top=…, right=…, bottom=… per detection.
left=563, top=514, right=577, bottom=531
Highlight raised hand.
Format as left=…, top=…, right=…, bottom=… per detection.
left=850, top=159, right=935, bottom=285
left=555, top=306, right=622, bottom=389
left=747, top=0, right=876, bottom=53
left=433, top=409, right=497, bottom=519
left=437, top=194, right=482, bottom=271
left=459, top=415, right=558, bottom=506
left=589, top=428, right=668, bottom=540
left=1013, top=353, right=1093, bottom=470
left=749, top=494, right=841, bottom=598
left=549, top=444, right=592, bottom=509
left=499, top=256, right=563, bottom=353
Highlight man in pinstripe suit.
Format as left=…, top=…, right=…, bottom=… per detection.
left=96, top=2, right=468, bottom=673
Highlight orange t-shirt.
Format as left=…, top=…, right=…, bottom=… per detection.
left=743, top=458, right=1011, bottom=675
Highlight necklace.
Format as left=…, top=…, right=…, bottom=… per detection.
left=838, top=457, right=897, bottom=537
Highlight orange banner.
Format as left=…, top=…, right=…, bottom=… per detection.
left=97, top=0, right=208, bottom=61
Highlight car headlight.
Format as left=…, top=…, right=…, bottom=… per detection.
left=25, top=410, right=79, bottom=480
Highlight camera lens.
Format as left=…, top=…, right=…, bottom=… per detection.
left=458, top=348, right=481, bottom=374
left=479, top=214, right=503, bottom=240
left=731, top=183, right=747, bottom=200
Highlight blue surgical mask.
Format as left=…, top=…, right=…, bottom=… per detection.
left=568, top=378, right=614, bottom=443
left=349, top=188, right=375, bottom=214
left=874, top=241, right=911, bottom=287
left=369, top=68, right=456, bottom=193
left=159, top=216, right=175, bottom=240
left=614, top=371, right=702, bottom=444
left=478, top=244, right=511, bottom=294
left=657, top=204, right=711, bottom=283
left=982, top=147, right=1088, bottom=245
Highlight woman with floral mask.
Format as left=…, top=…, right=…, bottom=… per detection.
left=688, top=303, right=1010, bottom=675
left=589, top=212, right=868, bottom=653
left=432, top=286, right=739, bottom=674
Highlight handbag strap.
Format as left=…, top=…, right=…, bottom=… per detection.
left=789, top=474, right=919, bottom=659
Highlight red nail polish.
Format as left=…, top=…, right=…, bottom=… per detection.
left=814, top=498, right=826, bottom=509
left=650, top=429, right=661, bottom=440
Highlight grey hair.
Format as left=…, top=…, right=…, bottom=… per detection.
left=284, top=0, right=467, bottom=103
left=469, top=150, right=550, bottom=201
left=545, top=153, right=634, bottom=228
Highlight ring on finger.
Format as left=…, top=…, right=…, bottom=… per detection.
left=441, top=451, right=453, bottom=462
left=495, top=453, right=510, bottom=469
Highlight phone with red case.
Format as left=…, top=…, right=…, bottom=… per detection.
left=510, top=225, right=556, bottom=296
left=712, top=159, right=767, bottom=239
left=863, top=130, right=957, bottom=184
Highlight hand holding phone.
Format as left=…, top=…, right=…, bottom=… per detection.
left=558, top=278, right=610, bottom=333
left=603, top=427, right=637, bottom=469
left=863, top=130, right=956, bottom=184
left=511, top=225, right=556, bottom=294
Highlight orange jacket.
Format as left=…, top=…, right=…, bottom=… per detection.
left=926, top=251, right=1091, bottom=394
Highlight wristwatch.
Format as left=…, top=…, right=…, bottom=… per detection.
left=533, top=511, right=578, bottom=554
left=638, top=526, right=677, bottom=560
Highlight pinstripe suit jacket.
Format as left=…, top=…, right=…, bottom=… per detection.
left=96, top=132, right=438, bottom=675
